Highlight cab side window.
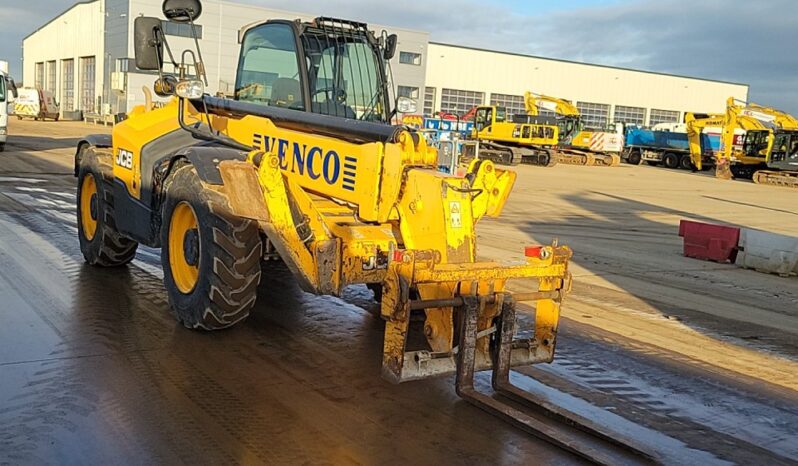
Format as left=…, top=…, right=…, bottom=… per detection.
left=236, top=24, right=304, bottom=110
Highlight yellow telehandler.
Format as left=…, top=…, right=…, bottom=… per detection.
left=72, top=2, right=652, bottom=460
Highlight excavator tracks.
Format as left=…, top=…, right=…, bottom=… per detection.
left=463, top=142, right=556, bottom=167
left=556, top=150, right=621, bottom=167
left=464, top=141, right=622, bottom=169
left=455, top=296, right=658, bottom=465
left=753, top=170, right=798, bottom=188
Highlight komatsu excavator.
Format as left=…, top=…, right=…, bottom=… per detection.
left=688, top=97, right=798, bottom=187
left=70, top=2, right=656, bottom=460
left=524, top=91, right=622, bottom=166
left=468, top=104, right=560, bottom=166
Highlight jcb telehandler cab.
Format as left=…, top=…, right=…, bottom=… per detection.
left=74, top=2, right=617, bottom=455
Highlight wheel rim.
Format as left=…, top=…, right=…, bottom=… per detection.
left=80, top=174, right=98, bottom=241
left=169, top=201, right=200, bottom=294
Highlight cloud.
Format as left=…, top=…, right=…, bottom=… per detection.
left=0, top=1, right=77, bottom=78
left=238, top=0, right=797, bottom=114
left=3, top=0, right=796, bottom=114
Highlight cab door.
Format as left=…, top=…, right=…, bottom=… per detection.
left=473, top=107, right=490, bottom=138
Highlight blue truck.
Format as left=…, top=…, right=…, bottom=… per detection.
left=622, top=126, right=719, bottom=170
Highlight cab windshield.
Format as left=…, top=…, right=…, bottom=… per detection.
left=0, top=77, right=5, bottom=103
left=302, top=30, right=387, bottom=122
left=235, top=22, right=388, bottom=122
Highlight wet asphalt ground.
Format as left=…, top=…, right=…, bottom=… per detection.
left=1, top=120, right=797, bottom=465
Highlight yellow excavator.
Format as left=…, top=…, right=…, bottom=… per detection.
left=524, top=91, right=622, bottom=166
left=468, top=104, right=560, bottom=166
left=688, top=97, right=798, bottom=187
left=70, top=3, right=657, bottom=459
left=735, top=101, right=798, bottom=187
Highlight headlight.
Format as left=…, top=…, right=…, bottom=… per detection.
left=175, top=79, right=205, bottom=99
left=396, top=96, right=417, bottom=114
left=0, top=128, right=6, bottom=135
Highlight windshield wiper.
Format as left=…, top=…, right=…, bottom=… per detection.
left=359, top=86, right=385, bottom=122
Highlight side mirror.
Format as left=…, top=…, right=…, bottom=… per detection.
left=6, top=78, right=17, bottom=100
left=134, top=17, right=164, bottom=71
left=396, top=96, right=417, bottom=114
left=384, top=34, right=398, bottom=60
left=162, top=0, right=203, bottom=22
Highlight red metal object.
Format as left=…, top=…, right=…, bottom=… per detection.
left=524, top=246, right=544, bottom=258
left=678, top=220, right=740, bottom=263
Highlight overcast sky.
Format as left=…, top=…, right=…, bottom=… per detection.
left=2, top=0, right=796, bottom=113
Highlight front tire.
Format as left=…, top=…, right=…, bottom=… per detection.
left=77, top=147, right=138, bottom=266
left=161, top=164, right=263, bottom=330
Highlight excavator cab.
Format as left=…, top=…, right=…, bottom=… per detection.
left=741, top=130, right=771, bottom=160
left=557, top=116, right=582, bottom=144
left=473, top=105, right=504, bottom=133
left=769, top=130, right=798, bottom=166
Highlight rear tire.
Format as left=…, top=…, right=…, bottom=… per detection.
left=161, top=164, right=263, bottom=330
left=663, top=152, right=679, bottom=169
left=679, top=155, right=692, bottom=170
left=626, top=150, right=641, bottom=165
left=77, top=147, right=139, bottom=266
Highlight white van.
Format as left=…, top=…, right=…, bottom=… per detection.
left=0, top=68, right=12, bottom=151
left=0, top=75, right=6, bottom=151
left=15, top=88, right=60, bottom=121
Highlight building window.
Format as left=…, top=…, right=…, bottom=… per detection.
left=46, top=61, right=56, bottom=92
left=423, top=87, right=436, bottom=116
left=80, top=56, right=96, bottom=113
left=62, top=59, right=74, bottom=112
left=490, top=93, right=526, bottom=119
left=35, top=62, right=44, bottom=89
left=613, top=105, right=646, bottom=126
left=649, top=109, right=680, bottom=126
left=440, top=88, right=483, bottom=116
left=397, top=85, right=419, bottom=99
left=116, top=58, right=132, bottom=73
left=399, top=51, right=422, bottom=66
left=161, top=20, right=203, bottom=39
left=576, top=101, right=610, bottom=129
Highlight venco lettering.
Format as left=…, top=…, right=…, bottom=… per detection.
left=254, top=133, right=353, bottom=189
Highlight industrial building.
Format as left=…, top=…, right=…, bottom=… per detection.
left=22, top=0, right=748, bottom=127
